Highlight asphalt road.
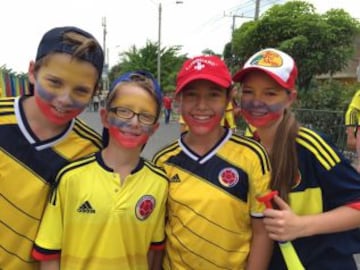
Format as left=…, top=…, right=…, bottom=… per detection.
left=79, top=110, right=360, bottom=269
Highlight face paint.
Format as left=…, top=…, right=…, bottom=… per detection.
left=183, top=113, right=223, bottom=134
left=34, top=82, right=88, bottom=125
left=108, top=116, right=153, bottom=149
left=241, top=99, right=285, bottom=127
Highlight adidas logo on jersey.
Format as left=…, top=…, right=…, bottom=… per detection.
left=170, top=174, right=181, bottom=182
left=77, top=201, right=96, bottom=214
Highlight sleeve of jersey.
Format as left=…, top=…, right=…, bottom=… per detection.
left=314, top=143, right=360, bottom=209
left=33, top=179, right=64, bottom=260
left=149, top=181, right=168, bottom=251
left=344, top=107, right=359, bottom=126
left=249, top=154, right=271, bottom=218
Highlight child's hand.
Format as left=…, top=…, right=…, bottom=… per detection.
left=263, top=195, right=304, bottom=242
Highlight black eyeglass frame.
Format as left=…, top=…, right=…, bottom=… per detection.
left=108, top=107, right=157, bottom=125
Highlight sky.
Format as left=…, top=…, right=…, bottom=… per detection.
left=1, top=0, right=359, bottom=73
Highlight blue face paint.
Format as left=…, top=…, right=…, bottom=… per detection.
left=241, top=99, right=285, bottom=127
left=34, top=82, right=87, bottom=125
left=35, top=82, right=89, bottom=109
left=108, top=116, right=154, bottom=148
left=108, top=117, right=154, bottom=134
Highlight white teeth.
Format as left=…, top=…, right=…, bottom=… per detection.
left=55, top=107, right=66, bottom=113
left=194, top=115, right=210, bottom=120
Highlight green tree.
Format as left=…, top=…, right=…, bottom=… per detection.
left=230, top=1, right=360, bottom=90
left=108, top=41, right=187, bottom=93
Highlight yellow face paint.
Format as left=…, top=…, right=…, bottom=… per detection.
left=110, top=83, right=158, bottom=117
left=35, top=53, right=98, bottom=105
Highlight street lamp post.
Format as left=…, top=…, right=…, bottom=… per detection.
left=157, top=1, right=183, bottom=87
left=157, top=2, right=162, bottom=86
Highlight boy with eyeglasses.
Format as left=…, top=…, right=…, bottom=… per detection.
left=33, top=71, right=168, bottom=270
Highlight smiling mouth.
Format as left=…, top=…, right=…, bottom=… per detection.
left=52, top=106, right=68, bottom=114
left=249, top=111, right=267, bottom=117
left=192, top=114, right=212, bottom=121
left=120, top=130, right=141, bottom=137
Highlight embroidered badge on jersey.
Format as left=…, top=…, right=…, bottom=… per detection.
left=135, top=195, right=156, bottom=220
left=218, top=167, right=239, bottom=188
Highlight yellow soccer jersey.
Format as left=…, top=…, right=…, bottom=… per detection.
left=34, top=153, right=168, bottom=270
left=220, top=102, right=236, bottom=129
left=345, top=89, right=360, bottom=126
left=0, top=96, right=102, bottom=270
left=152, top=129, right=271, bottom=270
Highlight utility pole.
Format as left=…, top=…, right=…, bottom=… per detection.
left=157, top=2, right=162, bottom=86
left=254, top=0, right=261, bottom=20
left=224, top=13, right=253, bottom=36
left=157, top=1, right=183, bottom=87
left=101, top=16, right=108, bottom=91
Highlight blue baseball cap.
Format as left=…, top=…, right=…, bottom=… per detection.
left=35, top=26, right=104, bottom=79
left=109, top=70, right=163, bottom=105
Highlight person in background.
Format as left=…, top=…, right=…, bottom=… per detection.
left=153, top=55, right=273, bottom=270
left=32, top=71, right=168, bottom=270
left=233, top=47, right=360, bottom=270
left=221, top=100, right=237, bottom=132
left=0, top=26, right=104, bottom=270
left=92, top=93, right=100, bottom=112
left=345, top=89, right=360, bottom=172
left=162, top=93, right=173, bottom=124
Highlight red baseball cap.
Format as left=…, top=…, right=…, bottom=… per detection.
left=176, top=55, right=232, bottom=94
left=232, top=48, right=298, bottom=90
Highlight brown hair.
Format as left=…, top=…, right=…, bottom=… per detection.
left=269, top=109, right=299, bottom=203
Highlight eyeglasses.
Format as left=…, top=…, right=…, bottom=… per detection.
left=109, top=107, right=157, bottom=125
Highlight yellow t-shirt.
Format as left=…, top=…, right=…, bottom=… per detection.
left=34, top=153, right=168, bottom=270
left=153, top=131, right=271, bottom=270
left=0, top=96, right=102, bottom=270
left=345, top=89, right=360, bottom=126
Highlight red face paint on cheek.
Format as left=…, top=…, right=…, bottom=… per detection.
left=183, top=114, right=222, bottom=134
left=241, top=109, right=282, bottom=128
left=35, top=93, right=82, bottom=125
left=108, top=126, right=150, bottom=149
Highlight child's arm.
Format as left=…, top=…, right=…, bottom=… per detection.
left=40, top=260, right=60, bottom=270
left=147, top=249, right=164, bottom=270
left=246, top=218, right=273, bottom=270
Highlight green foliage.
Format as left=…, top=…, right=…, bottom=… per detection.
left=299, top=80, right=358, bottom=111
left=108, top=40, right=187, bottom=93
left=229, top=1, right=360, bottom=91
left=293, top=81, right=360, bottom=150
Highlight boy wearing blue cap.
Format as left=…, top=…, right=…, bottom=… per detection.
left=33, top=71, right=168, bottom=270
left=0, top=26, right=104, bottom=270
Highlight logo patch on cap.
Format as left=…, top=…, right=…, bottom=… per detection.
left=135, top=195, right=156, bottom=220
left=218, top=168, right=239, bottom=188
left=251, top=50, right=283, bottom=68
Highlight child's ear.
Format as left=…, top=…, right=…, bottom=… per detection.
left=28, top=61, right=36, bottom=85
left=100, top=108, right=110, bottom=128
left=289, top=90, right=297, bottom=101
